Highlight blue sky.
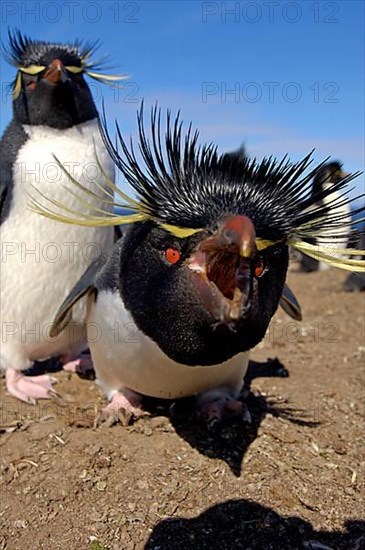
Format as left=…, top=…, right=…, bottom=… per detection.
left=1, top=0, right=364, bottom=198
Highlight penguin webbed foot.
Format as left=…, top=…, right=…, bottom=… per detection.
left=196, top=389, right=252, bottom=432
left=5, top=369, right=58, bottom=404
left=96, top=389, right=148, bottom=427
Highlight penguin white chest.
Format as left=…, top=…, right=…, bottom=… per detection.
left=88, top=291, right=249, bottom=400
left=0, top=119, right=114, bottom=364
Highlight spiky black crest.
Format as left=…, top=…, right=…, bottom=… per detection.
left=3, top=29, right=103, bottom=69
left=100, top=105, right=362, bottom=241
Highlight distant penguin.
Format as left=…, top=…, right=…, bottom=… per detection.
left=299, top=161, right=351, bottom=272
left=0, top=31, right=124, bottom=403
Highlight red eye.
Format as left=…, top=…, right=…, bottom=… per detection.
left=255, top=259, right=265, bottom=278
left=165, top=248, right=181, bottom=264
left=27, top=81, right=37, bottom=91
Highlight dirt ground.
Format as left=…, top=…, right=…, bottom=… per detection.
left=0, top=267, right=364, bottom=550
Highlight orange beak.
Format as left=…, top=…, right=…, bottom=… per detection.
left=188, top=215, right=256, bottom=325
left=43, top=59, right=68, bottom=84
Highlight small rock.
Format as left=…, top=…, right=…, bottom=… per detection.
left=13, top=519, right=28, bottom=529
left=95, top=481, right=107, bottom=492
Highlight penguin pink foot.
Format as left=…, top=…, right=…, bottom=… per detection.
left=98, top=389, right=146, bottom=426
left=5, top=369, right=57, bottom=404
left=197, top=389, right=252, bottom=431
left=61, top=355, right=94, bottom=376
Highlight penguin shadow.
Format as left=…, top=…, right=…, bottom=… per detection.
left=143, top=358, right=320, bottom=478
left=144, top=498, right=364, bottom=550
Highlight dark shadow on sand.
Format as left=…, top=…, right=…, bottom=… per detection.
left=145, top=498, right=364, bottom=550
left=142, top=358, right=320, bottom=477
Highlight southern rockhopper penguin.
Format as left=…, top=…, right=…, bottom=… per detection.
left=0, top=31, right=125, bottom=403
left=298, top=161, right=352, bottom=272
left=32, top=106, right=365, bottom=425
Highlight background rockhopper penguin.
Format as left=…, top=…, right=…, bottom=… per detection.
left=31, top=106, right=365, bottom=426
left=0, top=31, right=125, bottom=403
left=298, top=161, right=352, bottom=273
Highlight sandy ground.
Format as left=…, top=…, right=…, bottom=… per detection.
left=0, top=268, right=364, bottom=550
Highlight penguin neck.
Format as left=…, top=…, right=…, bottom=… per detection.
left=323, top=181, right=334, bottom=191
left=13, top=109, right=98, bottom=129
left=322, top=181, right=338, bottom=204
left=313, top=180, right=336, bottom=207
left=21, top=117, right=99, bottom=138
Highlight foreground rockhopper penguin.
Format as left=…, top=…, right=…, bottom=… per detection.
left=0, top=31, right=125, bottom=403
left=31, top=106, right=365, bottom=425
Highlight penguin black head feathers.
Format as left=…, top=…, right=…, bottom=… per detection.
left=311, top=160, right=349, bottom=201
left=30, top=104, right=364, bottom=266
left=3, top=30, right=126, bottom=128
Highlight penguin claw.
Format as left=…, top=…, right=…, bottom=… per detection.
left=96, top=390, right=146, bottom=427
left=5, top=369, right=58, bottom=403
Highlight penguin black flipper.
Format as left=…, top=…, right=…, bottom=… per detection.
left=1, top=159, right=14, bottom=222
left=0, top=173, right=8, bottom=216
left=0, top=121, right=28, bottom=222
left=279, top=283, right=302, bottom=321
left=50, top=235, right=121, bottom=337
left=50, top=258, right=100, bottom=338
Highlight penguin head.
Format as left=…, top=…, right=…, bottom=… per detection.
left=311, top=161, right=349, bottom=196
left=4, top=31, right=124, bottom=128
left=119, top=217, right=288, bottom=365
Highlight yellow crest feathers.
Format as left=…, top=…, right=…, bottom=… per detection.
left=24, top=103, right=365, bottom=274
